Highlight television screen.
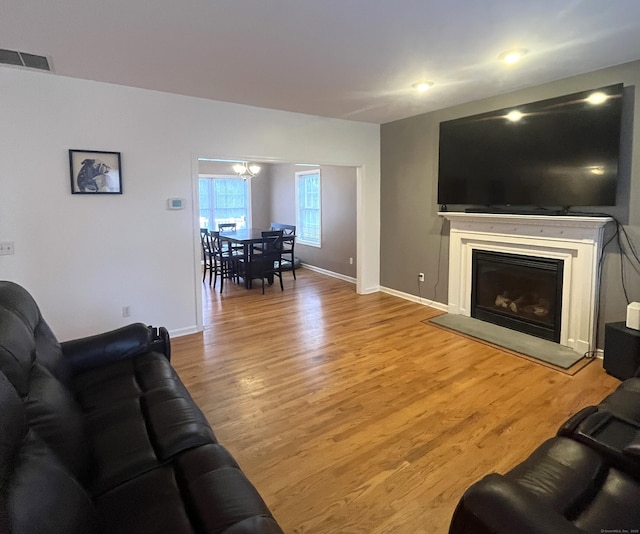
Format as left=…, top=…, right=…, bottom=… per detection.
left=437, top=83, right=624, bottom=209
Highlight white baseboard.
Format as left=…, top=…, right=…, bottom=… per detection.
left=359, top=285, right=381, bottom=295
left=380, top=286, right=448, bottom=312
left=302, top=264, right=444, bottom=309
left=301, top=263, right=357, bottom=284
left=169, top=325, right=201, bottom=338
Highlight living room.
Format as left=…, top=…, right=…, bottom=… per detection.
left=2, top=2, right=640, bottom=532
left=2, top=5, right=640, bottom=342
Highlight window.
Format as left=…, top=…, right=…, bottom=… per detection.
left=296, top=170, right=321, bottom=246
left=199, top=176, right=250, bottom=231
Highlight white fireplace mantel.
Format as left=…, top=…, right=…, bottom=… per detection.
left=440, top=212, right=612, bottom=354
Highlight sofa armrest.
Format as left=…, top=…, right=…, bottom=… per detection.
left=61, top=323, right=163, bottom=374
left=449, top=474, right=583, bottom=534
left=557, top=405, right=598, bottom=436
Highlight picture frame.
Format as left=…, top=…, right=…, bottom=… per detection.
left=69, top=150, right=122, bottom=194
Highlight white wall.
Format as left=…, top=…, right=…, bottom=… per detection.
left=0, top=68, right=380, bottom=340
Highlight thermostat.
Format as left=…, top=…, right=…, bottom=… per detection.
left=167, top=198, right=184, bottom=210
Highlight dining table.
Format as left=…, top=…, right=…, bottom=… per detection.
left=219, top=227, right=270, bottom=252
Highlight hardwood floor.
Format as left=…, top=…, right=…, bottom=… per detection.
left=172, top=268, right=620, bottom=533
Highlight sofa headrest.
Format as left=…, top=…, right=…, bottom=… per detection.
left=0, top=281, right=70, bottom=392
left=0, top=281, right=42, bottom=331
left=0, top=305, right=36, bottom=396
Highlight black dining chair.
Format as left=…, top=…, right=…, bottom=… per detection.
left=218, top=222, right=244, bottom=256
left=249, top=229, right=282, bottom=255
left=210, top=231, right=237, bottom=292
left=260, top=229, right=283, bottom=243
left=270, top=223, right=297, bottom=279
left=200, top=228, right=215, bottom=285
left=241, top=233, right=284, bottom=294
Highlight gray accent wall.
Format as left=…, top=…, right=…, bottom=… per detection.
left=250, top=170, right=272, bottom=230
left=270, top=163, right=357, bottom=278
left=381, top=60, right=640, bottom=347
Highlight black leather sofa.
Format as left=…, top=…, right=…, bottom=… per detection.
left=449, top=378, right=640, bottom=533
left=0, top=281, right=282, bottom=534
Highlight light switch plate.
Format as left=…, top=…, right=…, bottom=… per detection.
left=0, top=242, right=15, bottom=255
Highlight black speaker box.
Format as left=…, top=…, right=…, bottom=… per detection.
left=604, top=322, right=640, bottom=380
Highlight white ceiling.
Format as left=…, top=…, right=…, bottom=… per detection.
left=3, top=0, right=640, bottom=124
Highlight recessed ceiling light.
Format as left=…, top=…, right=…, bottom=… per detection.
left=499, top=48, right=528, bottom=65
left=412, top=81, right=434, bottom=93
left=586, top=91, right=607, bottom=105
left=506, top=110, right=524, bottom=122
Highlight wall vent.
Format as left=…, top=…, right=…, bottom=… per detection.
left=0, top=49, right=51, bottom=71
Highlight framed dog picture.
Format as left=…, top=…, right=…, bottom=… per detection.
left=69, top=150, right=122, bottom=194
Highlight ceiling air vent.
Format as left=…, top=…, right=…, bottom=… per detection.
left=0, top=49, right=51, bottom=71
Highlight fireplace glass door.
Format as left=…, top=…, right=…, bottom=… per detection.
left=471, top=250, right=564, bottom=342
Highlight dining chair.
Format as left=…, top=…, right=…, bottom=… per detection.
left=249, top=229, right=282, bottom=255
left=241, top=233, right=284, bottom=294
left=218, top=222, right=244, bottom=255
left=270, top=223, right=297, bottom=279
left=210, top=231, right=237, bottom=292
left=200, top=228, right=215, bottom=285
left=261, top=229, right=284, bottom=240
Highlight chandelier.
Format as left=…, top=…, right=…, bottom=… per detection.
left=232, top=162, right=261, bottom=178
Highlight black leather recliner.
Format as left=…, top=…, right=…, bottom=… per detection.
left=449, top=378, right=640, bottom=533
left=0, top=280, right=282, bottom=533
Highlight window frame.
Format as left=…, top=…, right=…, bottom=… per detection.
left=198, top=174, right=252, bottom=231
left=295, top=169, right=321, bottom=247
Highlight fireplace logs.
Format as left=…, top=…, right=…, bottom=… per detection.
left=494, top=291, right=550, bottom=318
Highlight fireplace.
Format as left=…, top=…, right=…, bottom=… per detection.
left=471, top=250, right=564, bottom=342
left=440, top=212, right=611, bottom=353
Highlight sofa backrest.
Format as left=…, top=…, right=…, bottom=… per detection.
left=0, top=281, right=90, bottom=482
left=0, top=372, right=99, bottom=534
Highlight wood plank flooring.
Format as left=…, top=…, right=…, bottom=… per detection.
left=172, top=268, right=621, bottom=533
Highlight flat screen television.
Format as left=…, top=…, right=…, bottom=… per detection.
left=437, top=83, right=624, bottom=211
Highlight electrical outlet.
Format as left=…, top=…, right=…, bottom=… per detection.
left=349, top=257, right=353, bottom=265
left=0, top=242, right=15, bottom=255
left=418, top=273, right=425, bottom=282
left=122, top=306, right=131, bottom=317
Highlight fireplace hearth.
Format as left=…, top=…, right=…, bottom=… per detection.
left=471, top=250, right=564, bottom=342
